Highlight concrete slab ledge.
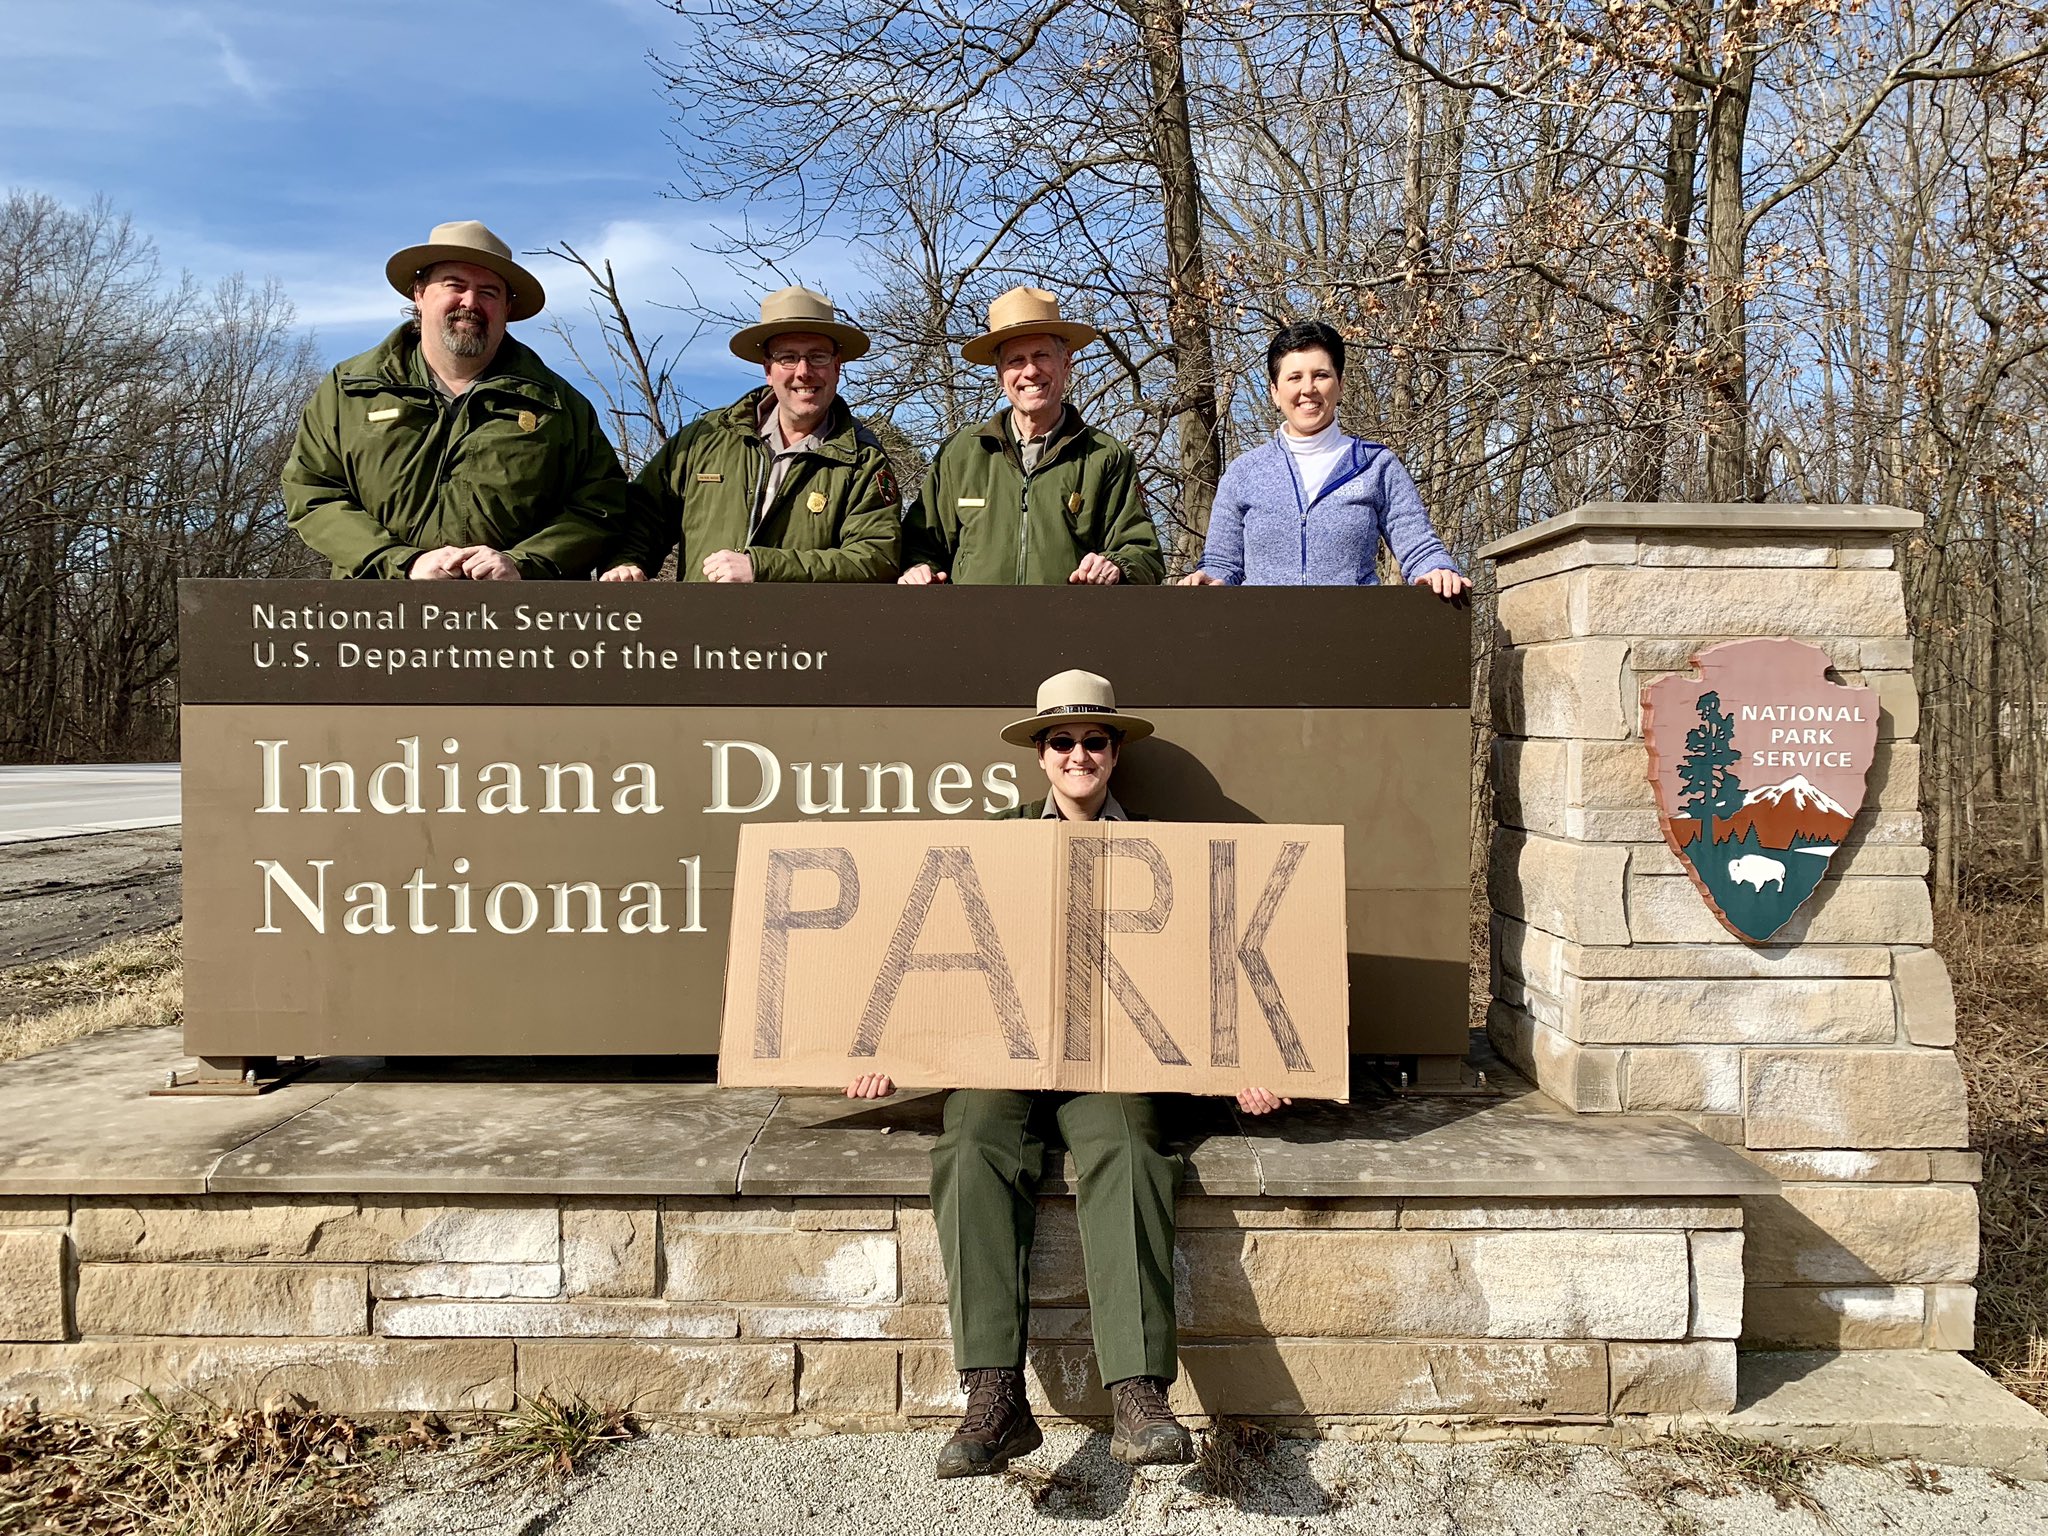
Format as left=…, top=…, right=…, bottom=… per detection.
left=1731, top=1350, right=2048, bottom=1481
left=1479, top=502, right=1922, bottom=563
left=0, top=1029, right=1771, bottom=1202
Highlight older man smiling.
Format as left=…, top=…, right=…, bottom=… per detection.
left=898, top=288, right=1162, bottom=587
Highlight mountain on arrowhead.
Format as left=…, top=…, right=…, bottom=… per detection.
left=1723, top=774, right=1854, bottom=846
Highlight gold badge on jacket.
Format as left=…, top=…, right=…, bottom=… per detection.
left=517, top=410, right=538, bottom=433
left=807, top=491, right=827, bottom=514
left=1067, top=493, right=1083, bottom=515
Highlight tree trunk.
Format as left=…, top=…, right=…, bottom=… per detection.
left=1628, top=59, right=1702, bottom=501
left=1392, top=12, right=1429, bottom=431
left=1701, top=0, right=1757, bottom=502
left=1130, top=0, right=1224, bottom=555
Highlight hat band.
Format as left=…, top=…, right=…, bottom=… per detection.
left=1037, top=703, right=1120, bottom=718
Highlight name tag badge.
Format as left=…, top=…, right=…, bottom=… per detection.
left=957, top=497, right=986, bottom=508
left=807, top=491, right=827, bottom=513
left=365, top=407, right=402, bottom=423
left=695, top=473, right=724, bottom=483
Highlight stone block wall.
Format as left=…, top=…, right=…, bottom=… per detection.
left=1481, top=506, right=1979, bottom=1351
left=0, top=1192, right=1741, bottom=1421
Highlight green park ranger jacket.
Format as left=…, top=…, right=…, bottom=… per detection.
left=619, top=388, right=901, bottom=582
left=902, top=406, right=1163, bottom=585
left=282, top=325, right=633, bottom=579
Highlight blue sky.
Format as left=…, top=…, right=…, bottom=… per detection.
left=0, top=0, right=843, bottom=408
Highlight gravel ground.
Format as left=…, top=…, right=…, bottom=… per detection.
left=352, top=1426, right=2048, bottom=1536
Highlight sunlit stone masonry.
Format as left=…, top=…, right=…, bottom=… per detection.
left=1483, top=503, right=1978, bottom=1353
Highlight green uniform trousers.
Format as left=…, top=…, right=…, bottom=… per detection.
left=931, top=1088, right=1182, bottom=1385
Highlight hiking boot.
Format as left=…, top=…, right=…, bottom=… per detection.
left=935, top=1366, right=1042, bottom=1478
left=1109, top=1375, right=1193, bottom=1466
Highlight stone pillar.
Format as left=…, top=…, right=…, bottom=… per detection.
left=1479, top=504, right=1979, bottom=1352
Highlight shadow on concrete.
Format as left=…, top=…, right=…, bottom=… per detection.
left=367, top=1054, right=720, bottom=1083
left=1031, top=1431, right=1138, bottom=1518
left=1172, top=1429, right=1340, bottom=1517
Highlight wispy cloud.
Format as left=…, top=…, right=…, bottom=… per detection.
left=197, top=21, right=274, bottom=106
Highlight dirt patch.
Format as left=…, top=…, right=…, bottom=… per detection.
left=0, top=827, right=183, bottom=1064
left=0, top=825, right=182, bottom=966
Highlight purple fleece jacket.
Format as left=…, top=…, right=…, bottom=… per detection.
left=1196, top=432, right=1460, bottom=586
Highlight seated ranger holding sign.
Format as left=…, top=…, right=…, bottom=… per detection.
left=898, top=289, right=1164, bottom=587
left=284, top=221, right=634, bottom=581
left=846, top=671, right=1291, bottom=1480
left=603, top=287, right=901, bottom=584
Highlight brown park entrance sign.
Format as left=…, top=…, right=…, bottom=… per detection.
left=1643, top=638, right=1878, bottom=944
left=177, top=581, right=1469, bottom=1069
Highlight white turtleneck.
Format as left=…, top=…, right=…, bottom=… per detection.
left=1280, top=418, right=1352, bottom=500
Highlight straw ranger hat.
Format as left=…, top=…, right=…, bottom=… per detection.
left=961, top=287, right=1099, bottom=367
left=729, top=285, right=871, bottom=362
left=1000, top=669, right=1154, bottom=748
left=385, top=221, right=545, bottom=322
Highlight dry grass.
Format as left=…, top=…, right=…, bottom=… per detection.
left=0, top=926, right=182, bottom=1065
left=1939, top=883, right=2048, bottom=1413
left=0, top=1396, right=438, bottom=1535
left=1617, top=1428, right=1881, bottom=1534
left=464, top=1394, right=636, bottom=1488
left=1192, top=1416, right=1278, bottom=1501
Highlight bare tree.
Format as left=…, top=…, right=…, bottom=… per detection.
left=0, top=191, right=318, bottom=763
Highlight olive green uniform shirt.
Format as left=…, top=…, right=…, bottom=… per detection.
left=282, top=325, right=633, bottom=579
left=902, top=406, right=1163, bottom=585
left=619, top=387, right=901, bottom=582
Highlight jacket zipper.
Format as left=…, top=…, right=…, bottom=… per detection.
left=1016, top=467, right=1032, bottom=583
left=1286, top=448, right=1309, bottom=572
left=1286, top=438, right=1369, bottom=575
left=746, top=439, right=769, bottom=544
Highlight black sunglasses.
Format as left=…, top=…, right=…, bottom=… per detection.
left=1039, top=732, right=1116, bottom=754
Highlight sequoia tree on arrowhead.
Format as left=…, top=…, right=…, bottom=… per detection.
left=1678, top=690, right=1745, bottom=844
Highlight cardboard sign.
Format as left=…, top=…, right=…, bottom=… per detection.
left=719, top=821, right=1350, bottom=1099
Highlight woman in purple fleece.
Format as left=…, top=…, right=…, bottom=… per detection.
left=1180, top=321, right=1471, bottom=597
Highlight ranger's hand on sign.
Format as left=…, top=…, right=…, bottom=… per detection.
left=845, top=1072, right=896, bottom=1100
left=460, top=547, right=522, bottom=581
left=701, top=549, right=755, bottom=583
left=407, top=546, right=472, bottom=580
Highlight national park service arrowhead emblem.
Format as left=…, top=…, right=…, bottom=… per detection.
left=1642, top=639, right=1877, bottom=944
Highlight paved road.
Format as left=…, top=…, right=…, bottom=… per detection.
left=0, top=764, right=179, bottom=843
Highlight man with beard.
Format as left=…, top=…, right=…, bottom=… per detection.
left=897, top=287, right=1161, bottom=587
left=284, top=221, right=632, bottom=579
left=601, top=286, right=899, bottom=583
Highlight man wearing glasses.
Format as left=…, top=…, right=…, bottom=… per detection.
left=897, top=288, right=1163, bottom=586
left=847, top=671, right=1291, bottom=1479
left=602, top=287, right=900, bottom=582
